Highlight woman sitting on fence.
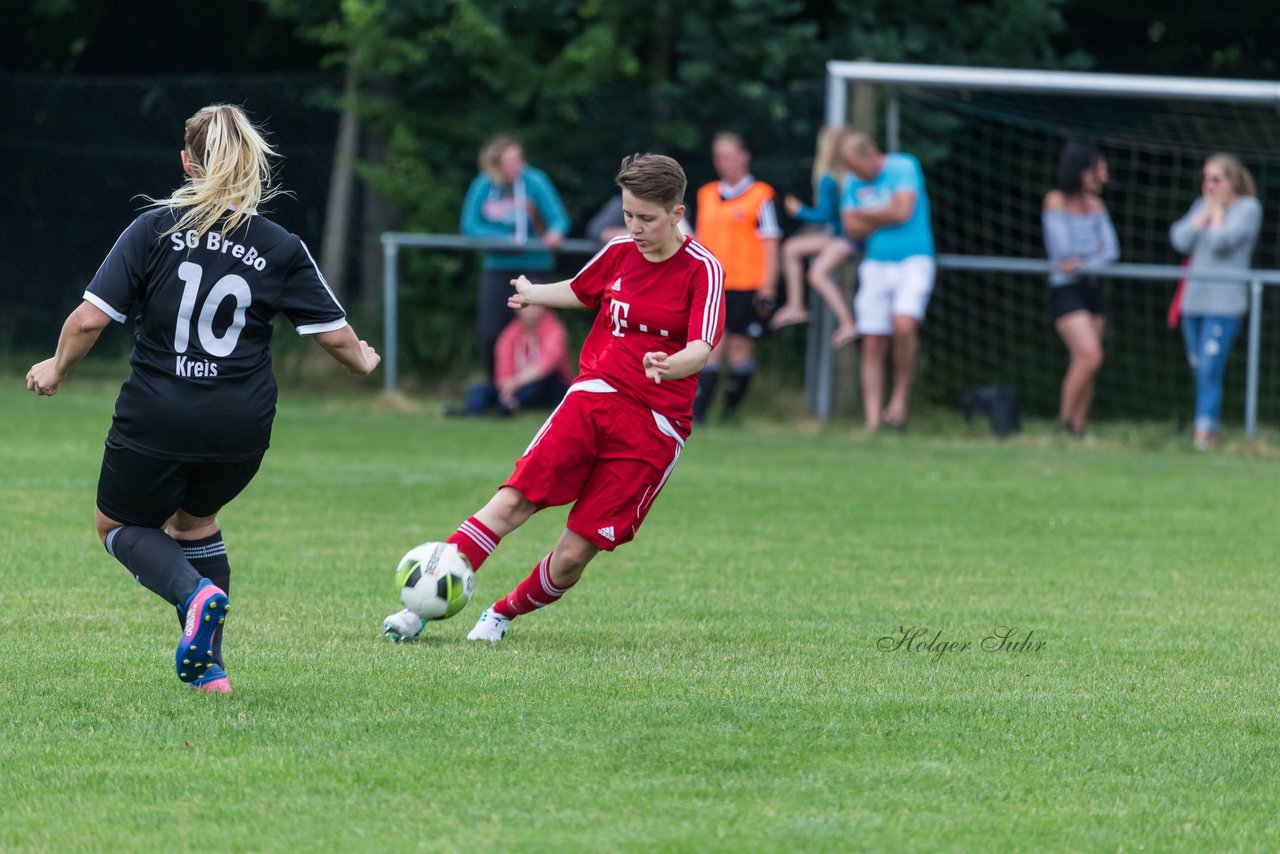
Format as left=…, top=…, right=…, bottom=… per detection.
left=773, top=126, right=860, bottom=348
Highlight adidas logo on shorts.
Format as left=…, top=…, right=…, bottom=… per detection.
left=597, top=526, right=616, bottom=542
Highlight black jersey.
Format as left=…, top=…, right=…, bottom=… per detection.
left=85, top=208, right=347, bottom=462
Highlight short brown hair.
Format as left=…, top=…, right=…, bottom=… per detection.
left=712, top=131, right=747, bottom=152
left=615, top=153, right=687, bottom=212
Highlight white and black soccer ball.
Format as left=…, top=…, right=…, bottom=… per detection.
left=394, top=542, right=475, bottom=620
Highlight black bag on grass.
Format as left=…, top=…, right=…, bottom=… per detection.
left=959, top=385, right=1021, bottom=437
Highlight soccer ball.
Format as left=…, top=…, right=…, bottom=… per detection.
left=394, top=542, right=475, bottom=620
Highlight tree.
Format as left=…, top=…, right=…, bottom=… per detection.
left=1054, top=0, right=1280, bottom=78
left=2, top=0, right=323, bottom=73
left=259, top=0, right=1084, bottom=378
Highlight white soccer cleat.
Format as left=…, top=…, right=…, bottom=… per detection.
left=382, top=608, right=425, bottom=643
left=466, top=608, right=510, bottom=642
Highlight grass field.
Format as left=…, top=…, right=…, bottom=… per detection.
left=2, top=379, right=1278, bottom=852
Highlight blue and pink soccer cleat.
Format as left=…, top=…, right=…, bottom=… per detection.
left=176, top=578, right=229, bottom=683
left=191, top=664, right=231, bottom=694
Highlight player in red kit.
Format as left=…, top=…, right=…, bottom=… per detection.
left=384, top=153, right=725, bottom=642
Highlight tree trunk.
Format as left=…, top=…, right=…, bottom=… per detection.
left=320, top=57, right=362, bottom=300
left=648, top=0, right=673, bottom=122
left=359, top=108, right=395, bottom=325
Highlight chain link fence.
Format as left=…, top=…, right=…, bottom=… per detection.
left=0, top=72, right=339, bottom=355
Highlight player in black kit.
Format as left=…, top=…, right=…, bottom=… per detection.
left=26, top=104, right=380, bottom=693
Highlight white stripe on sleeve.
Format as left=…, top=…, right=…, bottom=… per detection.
left=299, top=239, right=347, bottom=314
left=571, top=235, right=633, bottom=285
left=757, top=198, right=783, bottom=238
left=82, top=291, right=127, bottom=324
left=684, top=241, right=725, bottom=345
left=295, top=318, right=350, bottom=335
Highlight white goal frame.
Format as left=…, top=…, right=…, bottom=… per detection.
left=812, top=62, right=1280, bottom=437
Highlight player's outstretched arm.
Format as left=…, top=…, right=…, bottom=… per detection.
left=26, top=301, right=112, bottom=396
left=508, top=275, right=587, bottom=310
left=312, top=326, right=381, bottom=376
left=643, top=341, right=713, bottom=384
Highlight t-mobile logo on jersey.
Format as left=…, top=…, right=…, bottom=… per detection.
left=608, top=299, right=631, bottom=338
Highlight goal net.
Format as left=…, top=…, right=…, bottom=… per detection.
left=825, top=66, right=1280, bottom=429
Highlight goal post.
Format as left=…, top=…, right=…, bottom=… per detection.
left=814, top=62, right=1280, bottom=437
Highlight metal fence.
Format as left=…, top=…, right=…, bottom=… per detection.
left=798, top=261, right=1280, bottom=437
left=379, top=232, right=1280, bottom=438
left=815, top=61, right=1280, bottom=437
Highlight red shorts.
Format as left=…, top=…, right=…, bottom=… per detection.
left=504, top=380, right=687, bottom=551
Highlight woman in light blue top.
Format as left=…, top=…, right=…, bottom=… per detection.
left=460, top=135, right=570, bottom=379
left=773, top=126, right=859, bottom=348
left=1042, top=140, right=1119, bottom=438
left=1169, top=153, right=1262, bottom=449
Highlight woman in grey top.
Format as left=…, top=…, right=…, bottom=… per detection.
left=1169, top=154, right=1262, bottom=450
left=1042, top=140, right=1119, bottom=438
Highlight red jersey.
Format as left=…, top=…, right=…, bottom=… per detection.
left=570, top=235, right=725, bottom=426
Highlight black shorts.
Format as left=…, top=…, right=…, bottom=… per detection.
left=725, top=290, right=772, bottom=338
left=96, top=441, right=264, bottom=528
left=1050, top=279, right=1106, bottom=321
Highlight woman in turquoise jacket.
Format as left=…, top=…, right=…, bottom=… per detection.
left=461, top=135, right=571, bottom=378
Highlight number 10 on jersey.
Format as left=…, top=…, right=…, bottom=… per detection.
left=175, top=262, right=251, bottom=358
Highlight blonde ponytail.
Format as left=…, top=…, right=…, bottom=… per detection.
left=812, top=126, right=849, bottom=191
left=147, top=104, right=282, bottom=237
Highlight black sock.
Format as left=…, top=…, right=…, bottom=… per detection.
left=693, top=368, right=719, bottom=424
left=178, top=531, right=231, bottom=668
left=723, top=365, right=754, bottom=416
left=105, top=526, right=203, bottom=609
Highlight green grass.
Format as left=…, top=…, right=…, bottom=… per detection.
left=1, top=380, right=1278, bottom=852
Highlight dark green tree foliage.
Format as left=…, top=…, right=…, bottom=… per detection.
left=827, top=0, right=1084, bottom=68
left=2, top=0, right=323, bottom=73
left=1053, top=0, right=1280, bottom=79
left=266, top=0, right=1079, bottom=379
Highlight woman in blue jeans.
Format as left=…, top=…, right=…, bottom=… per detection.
left=1169, top=153, right=1262, bottom=449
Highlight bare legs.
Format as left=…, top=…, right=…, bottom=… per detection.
left=775, top=234, right=858, bottom=347
left=859, top=315, right=920, bottom=432
left=860, top=335, right=888, bottom=432
left=473, top=486, right=599, bottom=588
left=473, top=486, right=536, bottom=539
left=776, top=232, right=830, bottom=325
left=807, top=239, right=859, bottom=347
left=1054, top=311, right=1104, bottom=435
left=545, top=528, right=599, bottom=588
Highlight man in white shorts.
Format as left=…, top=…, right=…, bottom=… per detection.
left=840, top=132, right=936, bottom=432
